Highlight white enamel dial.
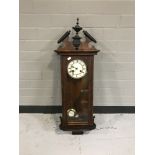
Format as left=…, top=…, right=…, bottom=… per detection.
left=67, top=59, right=87, bottom=79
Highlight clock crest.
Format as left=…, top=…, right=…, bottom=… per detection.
left=55, top=18, right=100, bottom=134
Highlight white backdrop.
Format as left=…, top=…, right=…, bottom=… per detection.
left=19, top=0, right=135, bottom=106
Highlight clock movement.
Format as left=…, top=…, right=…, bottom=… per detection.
left=55, top=18, right=100, bottom=134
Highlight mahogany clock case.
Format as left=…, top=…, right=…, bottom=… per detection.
left=59, top=54, right=96, bottom=131
left=55, top=18, right=100, bottom=133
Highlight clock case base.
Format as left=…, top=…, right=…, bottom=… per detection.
left=59, top=116, right=96, bottom=134
left=59, top=124, right=96, bottom=131
left=72, top=131, right=84, bottom=135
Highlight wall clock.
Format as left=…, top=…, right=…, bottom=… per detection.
left=55, top=18, right=100, bottom=134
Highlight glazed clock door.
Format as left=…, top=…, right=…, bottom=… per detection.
left=61, top=55, right=94, bottom=126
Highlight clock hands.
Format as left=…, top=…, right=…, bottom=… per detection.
left=67, top=59, right=87, bottom=79
left=69, top=69, right=84, bottom=76
left=70, top=65, right=85, bottom=76
left=68, top=70, right=75, bottom=76
left=71, top=65, right=78, bottom=70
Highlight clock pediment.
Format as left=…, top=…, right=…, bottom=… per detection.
left=55, top=18, right=100, bottom=55
left=55, top=38, right=99, bottom=55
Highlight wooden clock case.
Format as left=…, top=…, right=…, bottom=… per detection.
left=55, top=19, right=100, bottom=134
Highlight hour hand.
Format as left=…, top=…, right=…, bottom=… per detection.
left=69, top=70, right=74, bottom=73
left=71, top=66, right=77, bottom=69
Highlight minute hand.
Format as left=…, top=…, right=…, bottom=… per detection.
left=71, top=65, right=78, bottom=70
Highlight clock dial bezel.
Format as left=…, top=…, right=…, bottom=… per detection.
left=67, top=59, right=87, bottom=79
left=67, top=109, right=76, bottom=117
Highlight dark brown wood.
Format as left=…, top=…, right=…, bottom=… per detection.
left=55, top=37, right=100, bottom=54
left=58, top=55, right=96, bottom=131
left=72, top=131, right=84, bottom=135
left=55, top=24, right=99, bottom=133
